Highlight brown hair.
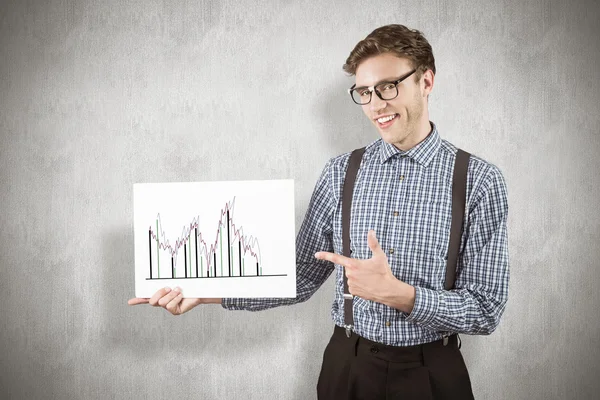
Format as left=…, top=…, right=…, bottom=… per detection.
left=343, top=24, right=436, bottom=81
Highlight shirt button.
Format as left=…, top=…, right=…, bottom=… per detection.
left=385, top=321, right=391, bottom=327
left=393, top=211, right=399, bottom=217
left=389, top=248, right=394, bottom=254
left=399, top=175, right=405, bottom=181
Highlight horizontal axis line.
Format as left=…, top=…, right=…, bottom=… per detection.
left=146, top=274, right=287, bottom=280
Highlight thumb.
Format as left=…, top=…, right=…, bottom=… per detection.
left=367, top=230, right=384, bottom=255
left=128, top=298, right=149, bottom=305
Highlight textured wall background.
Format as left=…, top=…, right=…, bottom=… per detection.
left=1, top=0, right=599, bottom=399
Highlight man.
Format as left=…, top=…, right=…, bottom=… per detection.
left=129, top=24, right=509, bottom=400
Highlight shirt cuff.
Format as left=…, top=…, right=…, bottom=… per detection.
left=405, top=286, right=440, bottom=326
left=221, top=298, right=245, bottom=310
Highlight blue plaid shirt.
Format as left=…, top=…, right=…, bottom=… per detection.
left=222, top=122, right=510, bottom=346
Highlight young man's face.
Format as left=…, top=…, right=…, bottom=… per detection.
left=354, top=53, right=433, bottom=150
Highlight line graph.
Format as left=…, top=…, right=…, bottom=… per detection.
left=146, top=197, right=285, bottom=280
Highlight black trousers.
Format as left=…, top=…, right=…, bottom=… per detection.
left=316, top=325, right=474, bottom=400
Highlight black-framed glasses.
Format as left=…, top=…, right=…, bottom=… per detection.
left=348, top=69, right=417, bottom=105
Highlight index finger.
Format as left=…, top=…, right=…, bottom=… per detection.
left=315, top=251, right=354, bottom=268
left=149, top=287, right=173, bottom=306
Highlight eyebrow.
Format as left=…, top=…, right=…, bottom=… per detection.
left=354, top=76, right=399, bottom=89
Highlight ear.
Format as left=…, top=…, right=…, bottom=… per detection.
left=421, top=69, right=434, bottom=98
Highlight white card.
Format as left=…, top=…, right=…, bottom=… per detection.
left=133, top=179, right=296, bottom=298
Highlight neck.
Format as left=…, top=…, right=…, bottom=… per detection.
left=394, top=118, right=432, bottom=151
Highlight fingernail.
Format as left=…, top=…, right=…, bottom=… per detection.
left=164, top=287, right=171, bottom=292
left=173, top=287, right=180, bottom=292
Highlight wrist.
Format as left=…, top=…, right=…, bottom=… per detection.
left=201, top=298, right=222, bottom=304
left=380, top=278, right=415, bottom=314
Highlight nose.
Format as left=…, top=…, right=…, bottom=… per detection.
left=369, top=92, right=387, bottom=112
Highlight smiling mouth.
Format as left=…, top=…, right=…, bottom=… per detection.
left=376, top=113, right=399, bottom=127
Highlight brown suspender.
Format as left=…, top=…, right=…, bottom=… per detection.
left=341, top=147, right=471, bottom=338
left=341, top=147, right=366, bottom=336
left=445, top=148, right=470, bottom=290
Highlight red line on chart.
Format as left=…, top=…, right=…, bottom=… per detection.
left=147, top=197, right=269, bottom=280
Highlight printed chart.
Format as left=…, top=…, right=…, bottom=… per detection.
left=133, top=180, right=295, bottom=298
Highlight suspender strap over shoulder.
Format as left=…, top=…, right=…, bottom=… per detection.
left=340, top=146, right=471, bottom=338
left=445, top=148, right=470, bottom=290
left=341, top=147, right=366, bottom=337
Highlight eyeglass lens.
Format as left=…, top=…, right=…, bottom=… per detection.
left=351, top=82, right=398, bottom=105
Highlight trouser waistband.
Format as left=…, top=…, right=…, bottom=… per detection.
left=333, top=325, right=460, bottom=362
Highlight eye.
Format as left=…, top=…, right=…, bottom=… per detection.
left=380, top=83, right=396, bottom=91
left=358, top=89, right=370, bottom=97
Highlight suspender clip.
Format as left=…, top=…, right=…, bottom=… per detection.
left=442, top=334, right=449, bottom=346
left=345, top=325, right=353, bottom=338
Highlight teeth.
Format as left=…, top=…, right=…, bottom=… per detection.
left=377, top=114, right=397, bottom=123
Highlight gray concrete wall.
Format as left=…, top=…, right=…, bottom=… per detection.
left=1, top=0, right=599, bottom=398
